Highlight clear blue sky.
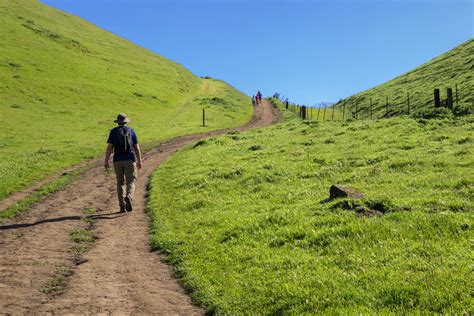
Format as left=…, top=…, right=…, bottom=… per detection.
left=42, top=0, right=472, bottom=105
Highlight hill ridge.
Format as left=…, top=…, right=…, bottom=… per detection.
left=335, top=39, right=473, bottom=117
left=0, top=0, right=252, bottom=202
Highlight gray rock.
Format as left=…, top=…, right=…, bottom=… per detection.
left=329, top=185, right=364, bottom=199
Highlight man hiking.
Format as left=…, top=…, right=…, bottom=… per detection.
left=104, top=113, right=142, bottom=212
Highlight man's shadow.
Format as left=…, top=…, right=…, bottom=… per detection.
left=0, top=212, right=125, bottom=231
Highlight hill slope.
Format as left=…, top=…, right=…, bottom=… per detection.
left=147, top=100, right=473, bottom=313
left=336, top=39, right=473, bottom=118
left=0, top=0, right=252, bottom=201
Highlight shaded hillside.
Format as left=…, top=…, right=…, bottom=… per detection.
left=336, top=39, right=473, bottom=118
left=0, top=0, right=252, bottom=200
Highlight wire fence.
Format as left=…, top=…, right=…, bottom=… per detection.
left=278, top=84, right=473, bottom=122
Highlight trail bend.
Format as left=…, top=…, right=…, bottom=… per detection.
left=0, top=100, right=280, bottom=314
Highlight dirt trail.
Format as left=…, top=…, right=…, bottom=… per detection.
left=0, top=100, right=280, bottom=314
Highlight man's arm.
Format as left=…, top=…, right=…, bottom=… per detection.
left=134, top=144, right=142, bottom=169
left=104, top=143, right=113, bottom=169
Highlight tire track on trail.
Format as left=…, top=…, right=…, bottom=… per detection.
left=0, top=100, right=280, bottom=314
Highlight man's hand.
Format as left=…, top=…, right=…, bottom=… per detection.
left=134, top=144, right=142, bottom=170
left=104, top=143, right=113, bottom=170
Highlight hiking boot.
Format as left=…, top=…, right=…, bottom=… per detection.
left=125, top=196, right=133, bottom=212
left=120, top=205, right=126, bottom=213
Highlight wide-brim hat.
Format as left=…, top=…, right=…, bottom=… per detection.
left=114, top=113, right=131, bottom=124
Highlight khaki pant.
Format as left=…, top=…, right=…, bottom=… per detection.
left=113, top=160, right=137, bottom=208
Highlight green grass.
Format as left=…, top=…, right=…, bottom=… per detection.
left=70, top=226, right=96, bottom=257
left=0, top=0, right=252, bottom=201
left=70, top=228, right=95, bottom=244
left=0, top=167, right=85, bottom=223
left=335, top=39, right=473, bottom=118
left=41, top=216, right=97, bottom=295
left=147, top=100, right=473, bottom=313
left=40, top=265, right=72, bottom=295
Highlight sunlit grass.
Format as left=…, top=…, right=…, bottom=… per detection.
left=336, top=39, right=473, bottom=118
left=147, top=100, right=473, bottom=313
left=0, top=0, right=252, bottom=200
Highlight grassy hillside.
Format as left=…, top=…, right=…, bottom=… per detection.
left=0, top=0, right=252, bottom=201
left=335, top=39, right=473, bottom=118
left=147, top=100, right=473, bottom=313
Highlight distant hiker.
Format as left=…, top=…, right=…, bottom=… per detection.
left=104, top=113, right=142, bottom=213
left=256, top=90, right=262, bottom=104
left=252, top=95, right=256, bottom=106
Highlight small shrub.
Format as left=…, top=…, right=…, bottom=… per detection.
left=412, top=107, right=452, bottom=119
left=249, top=145, right=262, bottom=151
left=452, top=104, right=472, bottom=116
left=456, top=136, right=470, bottom=144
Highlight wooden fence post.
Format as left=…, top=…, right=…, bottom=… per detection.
left=323, top=105, right=327, bottom=121
left=407, top=92, right=410, bottom=114
left=202, top=108, right=206, bottom=127
left=331, top=105, right=335, bottom=120
left=434, top=89, right=441, bottom=107
left=355, top=103, right=358, bottom=120
left=446, top=88, right=453, bottom=109
left=370, top=98, right=373, bottom=120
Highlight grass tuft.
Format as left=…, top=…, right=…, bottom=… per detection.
left=40, top=265, right=72, bottom=295
left=0, top=168, right=85, bottom=223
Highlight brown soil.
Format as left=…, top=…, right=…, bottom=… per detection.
left=0, top=100, right=280, bottom=315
